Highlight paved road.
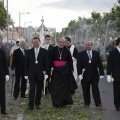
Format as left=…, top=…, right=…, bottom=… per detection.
left=76, top=75, right=120, bottom=120
left=99, top=76, right=120, bottom=120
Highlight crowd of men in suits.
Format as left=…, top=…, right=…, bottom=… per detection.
left=0, top=35, right=120, bottom=115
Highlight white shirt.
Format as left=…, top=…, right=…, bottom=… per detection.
left=45, top=44, right=49, bottom=50
left=34, top=47, right=40, bottom=60
left=86, top=50, right=92, bottom=59
left=20, top=47, right=24, bottom=51
left=34, top=47, right=40, bottom=53
left=117, top=47, right=120, bottom=53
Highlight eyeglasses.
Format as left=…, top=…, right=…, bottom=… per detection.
left=46, top=39, right=50, bottom=40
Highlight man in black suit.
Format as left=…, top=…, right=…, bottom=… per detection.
left=65, top=36, right=78, bottom=81
left=0, top=48, right=9, bottom=115
left=77, top=41, right=104, bottom=107
left=42, top=34, right=54, bottom=94
left=24, top=37, right=49, bottom=110
left=12, top=41, right=27, bottom=99
left=107, top=37, right=120, bottom=111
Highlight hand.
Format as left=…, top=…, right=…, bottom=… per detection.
left=100, top=75, right=104, bottom=79
left=12, top=70, right=15, bottom=75
left=45, top=75, right=48, bottom=80
left=82, top=69, right=85, bottom=75
left=107, top=75, right=112, bottom=83
left=111, top=78, right=114, bottom=82
left=6, top=75, right=9, bottom=81
left=24, top=76, right=28, bottom=79
left=79, top=75, right=83, bottom=81
left=51, top=67, right=54, bottom=71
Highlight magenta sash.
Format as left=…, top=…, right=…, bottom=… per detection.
left=54, top=61, right=67, bottom=67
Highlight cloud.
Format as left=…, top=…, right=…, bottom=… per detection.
left=39, top=0, right=118, bottom=13
left=8, top=0, right=118, bottom=32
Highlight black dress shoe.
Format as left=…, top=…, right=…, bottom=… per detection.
left=96, top=104, right=102, bottom=107
left=26, top=106, right=33, bottom=110
left=36, top=105, right=41, bottom=110
left=84, top=104, right=90, bottom=107
left=116, top=107, right=120, bottom=111
left=14, top=97, right=17, bottom=100
left=53, top=105, right=60, bottom=108
left=1, top=111, right=8, bottom=115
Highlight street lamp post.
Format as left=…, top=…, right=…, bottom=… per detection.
left=6, top=0, right=8, bottom=42
left=19, top=11, right=30, bottom=39
left=24, top=21, right=32, bottom=41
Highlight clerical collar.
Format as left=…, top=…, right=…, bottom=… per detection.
left=58, top=46, right=64, bottom=49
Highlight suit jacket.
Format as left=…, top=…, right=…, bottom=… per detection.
left=77, top=50, right=104, bottom=81
left=24, top=47, right=49, bottom=80
left=107, top=48, right=120, bottom=81
left=48, top=45, right=54, bottom=68
left=12, top=48, right=26, bottom=75
left=42, top=44, right=53, bottom=57
left=0, top=48, right=9, bottom=77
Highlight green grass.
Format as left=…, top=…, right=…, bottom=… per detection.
left=102, top=61, right=107, bottom=69
left=0, top=87, right=103, bottom=120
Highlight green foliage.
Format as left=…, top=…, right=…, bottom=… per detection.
left=0, top=2, right=14, bottom=29
left=0, top=2, right=7, bottom=29
left=68, top=20, right=79, bottom=35
left=91, top=11, right=102, bottom=22
left=102, top=61, right=107, bottom=69
left=56, top=1, right=120, bottom=40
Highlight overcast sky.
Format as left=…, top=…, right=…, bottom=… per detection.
left=6, top=0, right=118, bottom=32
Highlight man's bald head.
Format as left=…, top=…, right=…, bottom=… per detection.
left=84, top=41, right=93, bottom=51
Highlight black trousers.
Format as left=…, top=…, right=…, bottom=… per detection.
left=0, top=76, right=6, bottom=112
left=13, top=74, right=27, bottom=98
left=28, top=72, right=43, bottom=107
left=81, top=79, right=101, bottom=106
left=113, top=81, right=120, bottom=108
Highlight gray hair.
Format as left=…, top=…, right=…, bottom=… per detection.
left=19, top=40, right=26, bottom=46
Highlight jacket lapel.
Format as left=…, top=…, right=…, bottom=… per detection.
left=91, top=50, right=94, bottom=62
left=31, top=48, right=36, bottom=61
left=116, top=48, right=120, bottom=54
left=18, top=48, right=23, bottom=56
left=85, top=50, right=89, bottom=60
left=37, top=48, right=41, bottom=60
